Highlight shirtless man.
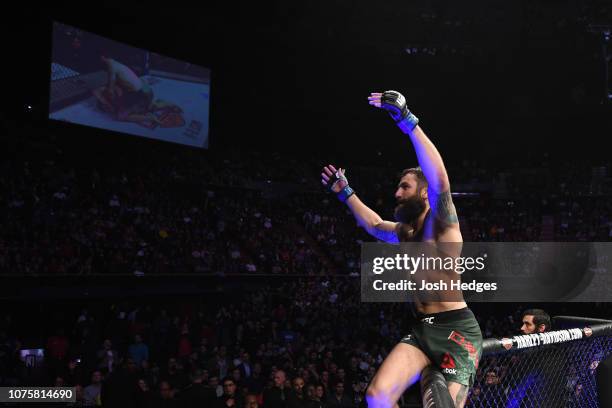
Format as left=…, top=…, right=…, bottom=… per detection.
left=93, top=54, right=180, bottom=127
left=321, top=90, right=482, bottom=407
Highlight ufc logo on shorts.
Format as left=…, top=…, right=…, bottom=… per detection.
left=442, top=368, right=457, bottom=375
left=422, top=317, right=435, bottom=324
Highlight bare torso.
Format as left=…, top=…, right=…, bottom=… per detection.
left=108, top=59, right=143, bottom=92
left=398, top=211, right=467, bottom=314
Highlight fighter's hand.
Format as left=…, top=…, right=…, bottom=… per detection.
left=368, top=90, right=409, bottom=122
left=367, top=92, right=384, bottom=108
left=369, top=90, right=420, bottom=131
left=321, top=165, right=348, bottom=193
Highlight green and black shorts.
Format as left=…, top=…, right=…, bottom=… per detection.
left=400, top=307, right=482, bottom=387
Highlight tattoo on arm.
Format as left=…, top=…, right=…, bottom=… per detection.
left=433, top=190, right=459, bottom=224
left=455, top=384, right=468, bottom=407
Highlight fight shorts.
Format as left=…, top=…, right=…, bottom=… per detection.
left=400, top=307, right=482, bottom=387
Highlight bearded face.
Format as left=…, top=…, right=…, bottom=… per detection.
left=394, top=194, right=427, bottom=224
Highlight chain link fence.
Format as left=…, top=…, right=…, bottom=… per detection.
left=466, top=323, right=612, bottom=407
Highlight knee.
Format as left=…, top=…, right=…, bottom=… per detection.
left=366, top=383, right=378, bottom=399
left=366, top=382, right=392, bottom=407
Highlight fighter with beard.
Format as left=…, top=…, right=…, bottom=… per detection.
left=321, top=90, right=482, bottom=408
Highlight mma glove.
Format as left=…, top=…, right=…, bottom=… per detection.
left=381, top=90, right=419, bottom=132
left=324, top=169, right=355, bottom=203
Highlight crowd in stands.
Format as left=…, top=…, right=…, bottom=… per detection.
left=2, top=136, right=611, bottom=278
left=1, top=133, right=611, bottom=407
left=1, top=280, right=610, bottom=407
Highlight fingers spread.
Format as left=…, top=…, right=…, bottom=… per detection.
left=367, top=94, right=382, bottom=108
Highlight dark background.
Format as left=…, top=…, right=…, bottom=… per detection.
left=2, top=0, right=612, bottom=166
left=0, top=4, right=610, bottom=402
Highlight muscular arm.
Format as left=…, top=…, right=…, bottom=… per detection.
left=368, top=92, right=451, bottom=195
left=345, top=195, right=399, bottom=243
left=429, top=189, right=458, bottom=225
left=400, top=124, right=461, bottom=235
left=400, top=124, right=450, bottom=194
left=321, top=165, right=398, bottom=243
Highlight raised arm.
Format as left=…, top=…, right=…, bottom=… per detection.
left=321, top=165, right=398, bottom=243
left=368, top=91, right=449, bottom=193
left=368, top=91, right=459, bottom=230
left=405, top=126, right=458, bottom=226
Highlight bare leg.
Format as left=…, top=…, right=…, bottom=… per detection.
left=366, top=343, right=431, bottom=408
left=447, top=382, right=469, bottom=408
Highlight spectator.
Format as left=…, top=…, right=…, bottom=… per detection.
left=520, top=309, right=551, bottom=334
left=151, top=380, right=178, bottom=408
left=54, top=376, right=65, bottom=387
left=179, top=369, right=216, bottom=408
left=480, top=369, right=505, bottom=402
left=287, top=376, right=308, bottom=408
left=210, top=346, right=231, bottom=379
left=63, top=358, right=86, bottom=386
left=264, top=369, right=289, bottom=408
left=311, top=384, right=326, bottom=408
left=68, top=384, right=85, bottom=407
left=216, top=377, right=243, bottom=408
left=83, top=370, right=103, bottom=407
left=245, top=393, right=260, bottom=408
left=128, top=335, right=149, bottom=366
left=326, top=381, right=352, bottom=408
left=161, top=357, right=189, bottom=390
left=236, top=351, right=253, bottom=379
left=210, top=375, right=224, bottom=398
left=96, top=339, right=118, bottom=373
left=135, top=378, right=154, bottom=408
left=466, top=385, right=482, bottom=405
left=244, top=362, right=265, bottom=395
left=47, top=329, right=69, bottom=375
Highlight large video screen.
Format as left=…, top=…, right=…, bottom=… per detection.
left=49, top=22, right=210, bottom=148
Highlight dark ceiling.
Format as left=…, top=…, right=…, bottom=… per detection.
left=2, top=1, right=612, bottom=163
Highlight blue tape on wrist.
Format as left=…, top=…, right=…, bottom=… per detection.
left=398, top=111, right=419, bottom=131
left=337, top=185, right=355, bottom=203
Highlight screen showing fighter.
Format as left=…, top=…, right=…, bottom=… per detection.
left=49, top=21, right=211, bottom=148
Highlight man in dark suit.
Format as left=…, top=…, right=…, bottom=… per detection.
left=263, top=370, right=289, bottom=408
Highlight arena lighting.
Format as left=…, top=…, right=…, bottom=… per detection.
left=588, top=24, right=612, bottom=40
left=587, top=24, right=612, bottom=103
left=451, top=192, right=479, bottom=197
left=404, top=46, right=436, bottom=55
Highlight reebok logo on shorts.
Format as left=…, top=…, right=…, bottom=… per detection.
left=440, top=352, right=456, bottom=369
left=441, top=354, right=458, bottom=375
